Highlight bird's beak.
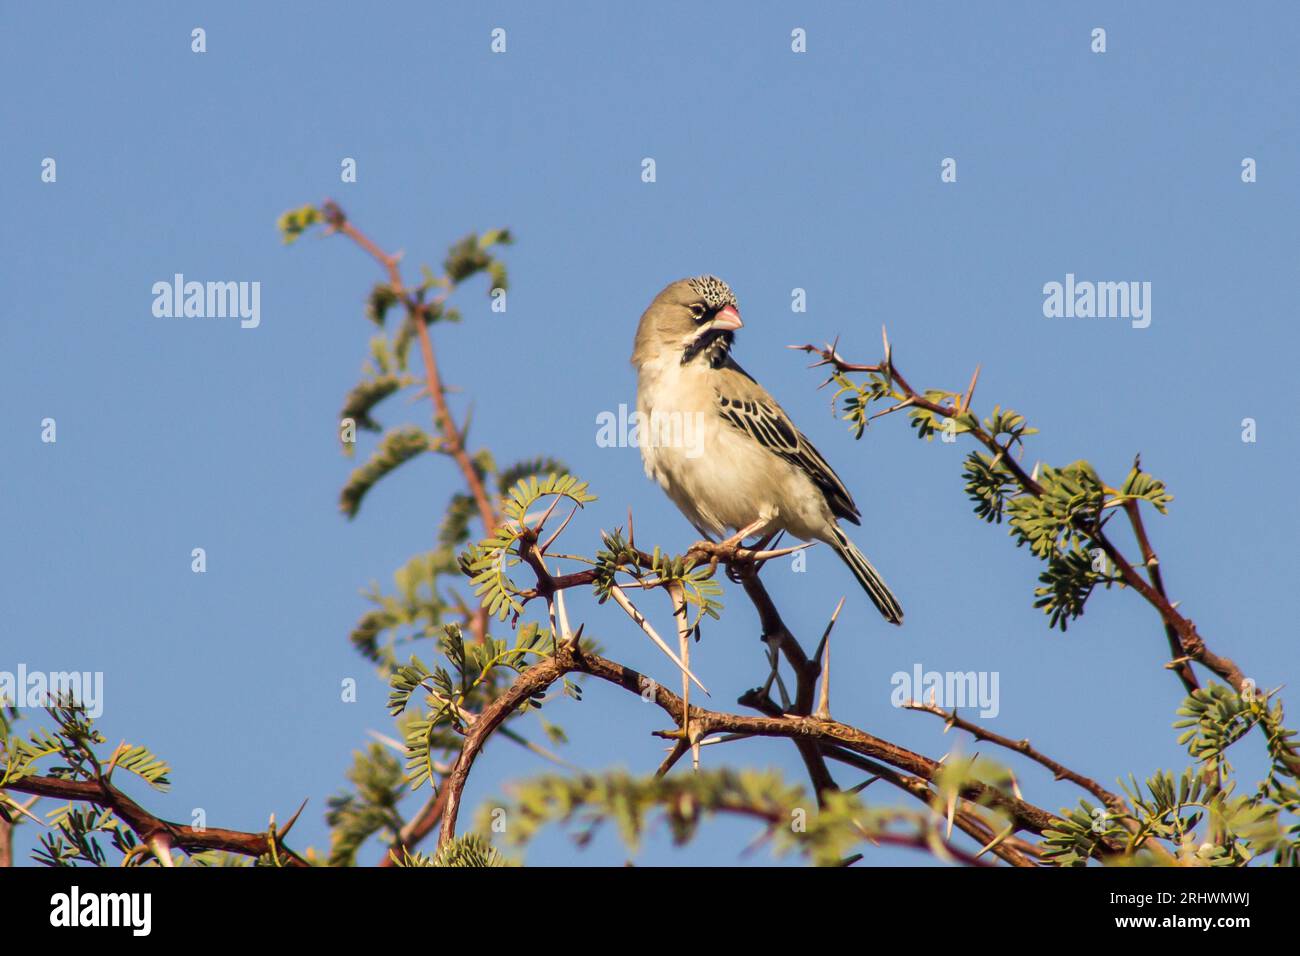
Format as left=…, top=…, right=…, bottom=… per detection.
left=711, top=305, right=743, bottom=332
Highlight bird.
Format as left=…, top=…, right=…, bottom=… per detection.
left=631, top=274, right=903, bottom=625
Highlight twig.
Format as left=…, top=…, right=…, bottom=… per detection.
left=733, top=574, right=843, bottom=802
left=380, top=787, right=448, bottom=867
left=904, top=701, right=1178, bottom=864
left=325, top=201, right=498, bottom=537
left=818, top=744, right=1040, bottom=867
left=904, top=702, right=1124, bottom=812
left=1, top=774, right=309, bottom=866
left=1123, top=497, right=1198, bottom=694
left=795, top=338, right=1254, bottom=699
left=435, top=641, right=1068, bottom=853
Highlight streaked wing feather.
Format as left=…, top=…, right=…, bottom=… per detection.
left=715, top=377, right=862, bottom=525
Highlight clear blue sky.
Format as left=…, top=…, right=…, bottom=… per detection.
left=3, top=2, right=1297, bottom=866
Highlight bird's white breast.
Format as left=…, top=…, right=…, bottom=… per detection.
left=635, top=355, right=828, bottom=540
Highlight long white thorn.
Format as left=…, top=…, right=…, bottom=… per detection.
left=554, top=572, right=573, bottom=643
left=609, top=585, right=709, bottom=695
left=814, top=611, right=839, bottom=721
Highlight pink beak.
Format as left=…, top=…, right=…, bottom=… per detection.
left=711, top=305, right=743, bottom=332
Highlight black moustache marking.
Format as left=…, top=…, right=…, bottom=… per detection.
left=681, top=328, right=735, bottom=368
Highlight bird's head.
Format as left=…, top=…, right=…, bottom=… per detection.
left=632, top=275, right=743, bottom=369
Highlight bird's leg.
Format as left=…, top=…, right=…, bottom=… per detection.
left=726, top=542, right=771, bottom=583
left=686, top=524, right=724, bottom=577
left=718, top=518, right=769, bottom=551
left=717, top=519, right=772, bottom=582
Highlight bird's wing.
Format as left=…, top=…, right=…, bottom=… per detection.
left=713, top=360, right=862, bottom=525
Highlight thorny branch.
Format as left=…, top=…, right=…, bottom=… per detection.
left=792, top=335, right=1300, bottom=784
left=434, top=633, right=1075, bottom=858
left=791, top=338, right=1248, bottom=699
left=905, top=701, right=1124, bottom=812
left=904, top=701, right=1176, bottom=864
left=322, top=201, right=509, bottom=862
left=428, top=496, right=1156, bottom=863
left=323, top=200, right=500, bottom=539
left=431, top=522, right=1108, bottom=864
left=2, top=773, right=309, bottom=867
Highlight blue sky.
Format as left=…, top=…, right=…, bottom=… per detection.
left=3, top=2, right=1297, bottom=866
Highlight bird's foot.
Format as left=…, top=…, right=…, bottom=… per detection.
left=717, top=519, right=770, bottom=551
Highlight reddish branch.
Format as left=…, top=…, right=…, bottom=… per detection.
left=517, top=535, right=844, bottom=800
left=1, top=774, right=308, bottom=866
left=437, top=520, right=1125, bottom=863
left=816, top=743, right=1041, bottom=866
left=323, top=201, right=499, bottom=538
left=1121, top=498, right=1198, bottom=691
left=903, top=701, right=1178, bottom=864
left=905, top=701, right=1124, bottom=811
left=435, top=639, right=1065, bottom=855
left=664, top=794, right=997, bottom=867
left=324, top=201, right=509, bottom=859
left=513, top=538, right=795, bottom=604
left=379, top=786, right=449, bottom=867
left=735, top=573, right=838, bottom=799
left=794, top=341, right=1248, bottom=698
left=478, top=533, right=1047, bottom=864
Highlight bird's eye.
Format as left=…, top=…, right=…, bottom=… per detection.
left=689, top=303, right=706, bottom=322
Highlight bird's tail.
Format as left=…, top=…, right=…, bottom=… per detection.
left=827, top=526, right=903, bottom=625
